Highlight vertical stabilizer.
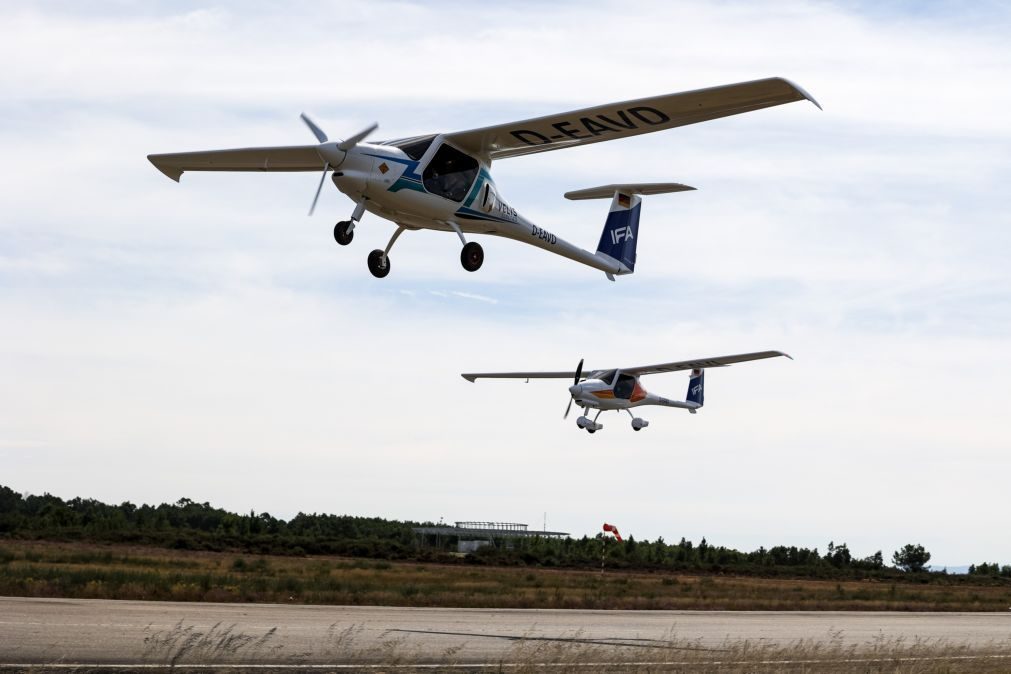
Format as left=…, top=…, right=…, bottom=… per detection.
left=596, top=191, right=641, bottom=272
left=686, top=368, right=704, bottom=406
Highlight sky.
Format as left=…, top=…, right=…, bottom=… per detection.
left=2, top=0, right=1010, bottom=567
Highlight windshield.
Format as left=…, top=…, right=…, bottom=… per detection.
left=423, top=143, right=479, bottom=202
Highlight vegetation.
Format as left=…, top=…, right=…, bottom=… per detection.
left=893, top=543, right=932, bottom=572
left=1, top=484, right=1007, bottom=586
left=3, top=540, right=1011, bottom=611
left=135, top=614, right=1011, bottom=673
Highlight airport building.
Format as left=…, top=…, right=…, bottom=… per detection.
left=413, top=521, right=569, bottom=553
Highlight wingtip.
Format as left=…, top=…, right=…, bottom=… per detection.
left=147, top=155, right=182, bottom=182
left=780, top=351, right=794, bottom=360
left=778, top=77, right=822, bottom=111
left=461, top=374, right=477, bottom=383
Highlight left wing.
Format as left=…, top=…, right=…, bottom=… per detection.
left=462, top=371, right=580, bottom=382
left=148, top=145, right=324, bottom=182
left=443, top=77, right=819, bottom=161
left=620, top=350, right=792, bottom=377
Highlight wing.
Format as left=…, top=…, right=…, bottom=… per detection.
left=148, top=145, right=324, bottom=182
left=443, top=77, right=819, bottom=161
left=462, top=371, right=580, bottom=382
left=621, top=350, right=792, bottom=377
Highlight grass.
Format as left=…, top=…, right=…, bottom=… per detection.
left=2, top=539, right=1011, bottom=611
left=10, top=621, right=1011, bottom=673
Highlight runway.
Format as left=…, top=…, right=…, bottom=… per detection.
left=2, top=597, right=1010, bottom=666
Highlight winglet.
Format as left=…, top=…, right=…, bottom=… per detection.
left=779, top=77, right=822, bottom=111
left=148, top=155, right=183, bottom=182
left=461, top=374, right=477, bottom=383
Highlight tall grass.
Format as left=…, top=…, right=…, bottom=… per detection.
left=136, top=619, right=1011, bottom=672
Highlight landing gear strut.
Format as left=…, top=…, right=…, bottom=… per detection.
left=334, top=201, right=367, bottom=247
left=368, top=225, right=405, bottom=279
left=447, top=221, right=484, bottom=272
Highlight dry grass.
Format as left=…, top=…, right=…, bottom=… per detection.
left=3, top=540, right=1011, bottom=611
left=8, top=622, right=1011, bottom=673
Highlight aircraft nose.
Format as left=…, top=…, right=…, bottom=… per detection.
left=568, top=384, right=581, bottom=396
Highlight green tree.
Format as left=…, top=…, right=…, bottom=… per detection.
left=892, top=543, right=931, bottom=572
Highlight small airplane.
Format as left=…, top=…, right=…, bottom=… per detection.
left=148, top=78, right=819, bottom=279
left=462, top=350, right=791, bottom=433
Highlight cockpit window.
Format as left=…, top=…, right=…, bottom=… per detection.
left=422, top=143, right=479, bottom=202
left=395, top=136, right=435, bottom=161
left=614, top=373, right=637, bottom=399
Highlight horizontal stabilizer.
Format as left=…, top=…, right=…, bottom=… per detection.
left=565, top=182, right=696, bottom=200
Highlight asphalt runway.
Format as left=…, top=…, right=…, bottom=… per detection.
left=2, top=597, right=1010, bottom=666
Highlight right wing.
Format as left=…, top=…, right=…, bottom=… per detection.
left=443, top=77, right=820, bottom=162
left=621, top=350, right=792, bottom=377
left=148, top=145, right=324, bottom=182
left=462, top=371, right=581, bottom=382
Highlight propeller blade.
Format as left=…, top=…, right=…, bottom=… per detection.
left=308, top=161, right=330, bottom=216
left=300, top=112, right=328, bottom=143
left=337, top=122, right=378, bottom=151
left=574, top=358, right=584, bottom=385
left=564, top=397, right=574, bottom=420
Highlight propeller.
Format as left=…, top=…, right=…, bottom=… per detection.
left=300, top=113, right=379, bottom=216
left=564, top=358, right=584, bottom=419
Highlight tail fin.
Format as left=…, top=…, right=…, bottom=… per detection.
left=596, top=191, right=642, bottom=272
left=564, top=183, right=696, bottom=275
left=686, top=368, right=704, bottom=406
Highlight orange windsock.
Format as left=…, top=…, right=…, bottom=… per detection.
left=602, top=523, right=623, bottom=542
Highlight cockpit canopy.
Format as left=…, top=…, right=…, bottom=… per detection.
left=385, top=136, right=480, bottom=203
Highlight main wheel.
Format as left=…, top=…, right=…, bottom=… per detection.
left=632, top=426, right=641, bottom=432
left=460, top=241, right=484, bottom=272
left=334, top=221, right=354, bottom=246
left=587, top=428, right=596, bottom=434
left=367, top=249, right=390, bottom=278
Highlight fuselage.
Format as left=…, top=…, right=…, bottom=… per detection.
left=569, top=370, right=696, bottom=412
left=324, top=135, right=628, bottom=275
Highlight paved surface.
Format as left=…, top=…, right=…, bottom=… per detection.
left=2, top=597, right=1011, bottom=665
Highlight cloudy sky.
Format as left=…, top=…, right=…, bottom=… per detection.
left=2, top=1, right=1009, bottom=566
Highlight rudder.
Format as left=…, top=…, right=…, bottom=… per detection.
left=596, top=191, right=641, bottom=272
left=686, top=368, right=704, bottom=406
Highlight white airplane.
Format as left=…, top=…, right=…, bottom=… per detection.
left=148, top=77, right=819, bottom=279
left=462, top=350, right=791, bottom=433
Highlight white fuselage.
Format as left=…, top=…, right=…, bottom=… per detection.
left=568, top=372, right=698, bottom=412
left=322, top=136, right=629, bottom=275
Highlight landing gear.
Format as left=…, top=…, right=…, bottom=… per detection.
left=367, top=226, right=405, bottom=279
left=334, top=221, right=354, bottom=246
left=576, top=411, right=604, bottom=433
left=334, top=201, right=366, bottom=247
left=446, top=221, right=484, bottom=273
left=367, top=250, right=390, bottom=278
left=461, top=241, right=484, bottom=272
left=627, top=409, right=649, bottom=431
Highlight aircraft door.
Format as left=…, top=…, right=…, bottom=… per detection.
left=613, top=373, right=637, bottom=399
left=422, top=142, right=479, bottom=202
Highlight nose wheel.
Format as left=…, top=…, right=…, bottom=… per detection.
left=334, top=221, right=354, bottom=246
left=461, top=242, right=484, bottom=272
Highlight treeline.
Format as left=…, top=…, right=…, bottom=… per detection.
left=0, top=485, right=1005, bottom=582
left=0, top=485, right=420, bottom=559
